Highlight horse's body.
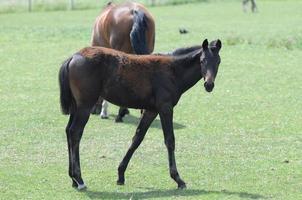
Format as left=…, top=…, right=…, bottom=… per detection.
left=242, top=0, right=257, bottom=12
left=59, top=39, right=222, bottom=190
left=91, top=1, right=155, bottom=122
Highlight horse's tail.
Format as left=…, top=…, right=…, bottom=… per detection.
left=130, top=10, right=149, bottom=55
left=59, top=56, right=74, bottom=115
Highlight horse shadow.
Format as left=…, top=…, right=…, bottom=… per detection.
left=109, top=114, right=186, bottom=130
left=84, top=188, right=265, bottom=199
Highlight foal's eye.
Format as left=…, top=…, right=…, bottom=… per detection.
left=217, top=57, right=221, bottom=65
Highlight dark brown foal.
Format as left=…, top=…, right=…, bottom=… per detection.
left=59, top=39, right=222, bottom=190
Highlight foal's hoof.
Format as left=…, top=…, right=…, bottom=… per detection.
left=117, top=181, right=124, bottom=185
left=178, top=183, right=187, bottom=189
left=77, top=183, right=87, bottom=190
left=72, top=180, right=87, bottom=190
left=117, top=178, right=125, bottom=185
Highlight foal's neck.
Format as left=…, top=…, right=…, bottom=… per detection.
left=172, top=50, right=203, bottom=94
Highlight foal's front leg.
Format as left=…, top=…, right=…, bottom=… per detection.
left=117, top=110, right=158, bottom=185
left=159, top=105, right=186, bottom=189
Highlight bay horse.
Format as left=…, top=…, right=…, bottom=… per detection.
left=59, top=39, right=222, bottom=190
left=90, top=1, right=155, bottom=122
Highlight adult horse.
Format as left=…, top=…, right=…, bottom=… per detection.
left=242, top=0, right=257, bottom=12
left=59, top=39, right=222, bottom=190
left=90, top=1, right=155, bottom=122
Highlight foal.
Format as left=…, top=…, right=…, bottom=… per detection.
left=59, top=39, right=222, bottom=190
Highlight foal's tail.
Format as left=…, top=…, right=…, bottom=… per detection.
left=130, top=10, right=149, bottom=55
left=59, top=56, right=74, bottom=115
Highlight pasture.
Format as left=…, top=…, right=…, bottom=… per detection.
left=0, top=0, right=302, bottom=199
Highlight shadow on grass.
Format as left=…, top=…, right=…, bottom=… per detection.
left=109, top=114, right=186, bottom=130
left=84, top=188, right=265, bottom=199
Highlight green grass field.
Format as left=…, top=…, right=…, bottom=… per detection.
left=0, top=0, right=302, bottom=199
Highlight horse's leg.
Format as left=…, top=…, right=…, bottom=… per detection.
left=242, top=0, right=249, bottom=12
left=115, top=107, right=130, bottom=123
left=91, top=96, right=103, bottom=115
left=117, top=110, right=158, bottom=185
left=159, top=105, right=186, bottom=189
left=251, top=0, right=257, bottom=12
left=100, top=100, right=109, bottom=119
left=68, top=107, right=90, bottom=190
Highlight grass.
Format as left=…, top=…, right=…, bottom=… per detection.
left=0, top=0, right=302, bottom=199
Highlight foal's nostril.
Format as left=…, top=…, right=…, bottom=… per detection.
left=204, top=82, right=214, bottom=92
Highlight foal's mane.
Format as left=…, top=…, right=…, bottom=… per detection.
left=153, top=45, right=201, bottom=57
left=171, top=45, right=202, bottom=56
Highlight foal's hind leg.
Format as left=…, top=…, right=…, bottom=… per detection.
left=117, top=110, right=157, bottom=185
left=66, top=114, right=78, bottom=188
left=68, top=107, right=90, bottom=190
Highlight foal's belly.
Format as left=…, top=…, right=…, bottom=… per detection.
left=105, top=94, right=155, bottom=110
left=100, top=78, right=155, bottom=110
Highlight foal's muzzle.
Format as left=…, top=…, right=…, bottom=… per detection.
left=204, top=82, right=214, bottom=92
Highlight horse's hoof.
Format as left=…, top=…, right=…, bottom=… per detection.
left=115, top=118, right=123, bottom=123
left=178, top=183, right=186, bottom=189
left=101, top=115, right=108, bottom=119
left=91, top=109, right=101, bottom=115
left=91, top=111, right=99, bottom=115
left=124, top=109, right=130, bottom=115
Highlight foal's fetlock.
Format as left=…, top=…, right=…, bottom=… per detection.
left=170, top=170, right=186, bottom=189
left=117, top=168, right=125, bottom=185
left=72, top=180, right=78, bottom=188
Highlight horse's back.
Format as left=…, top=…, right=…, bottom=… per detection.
left=91, top=2, right=155, bottom=54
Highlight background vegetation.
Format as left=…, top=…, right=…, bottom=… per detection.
left=0, top=0, right=210, bottom=13
left=0, top=0, right=301, bottom=199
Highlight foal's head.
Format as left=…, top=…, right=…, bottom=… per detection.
left=198, top=39, right=222, bottom=92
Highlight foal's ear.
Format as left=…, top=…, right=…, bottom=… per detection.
left=202, top=39, right=208, bottom=50
left=215, top=39, right=222, bottom=51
